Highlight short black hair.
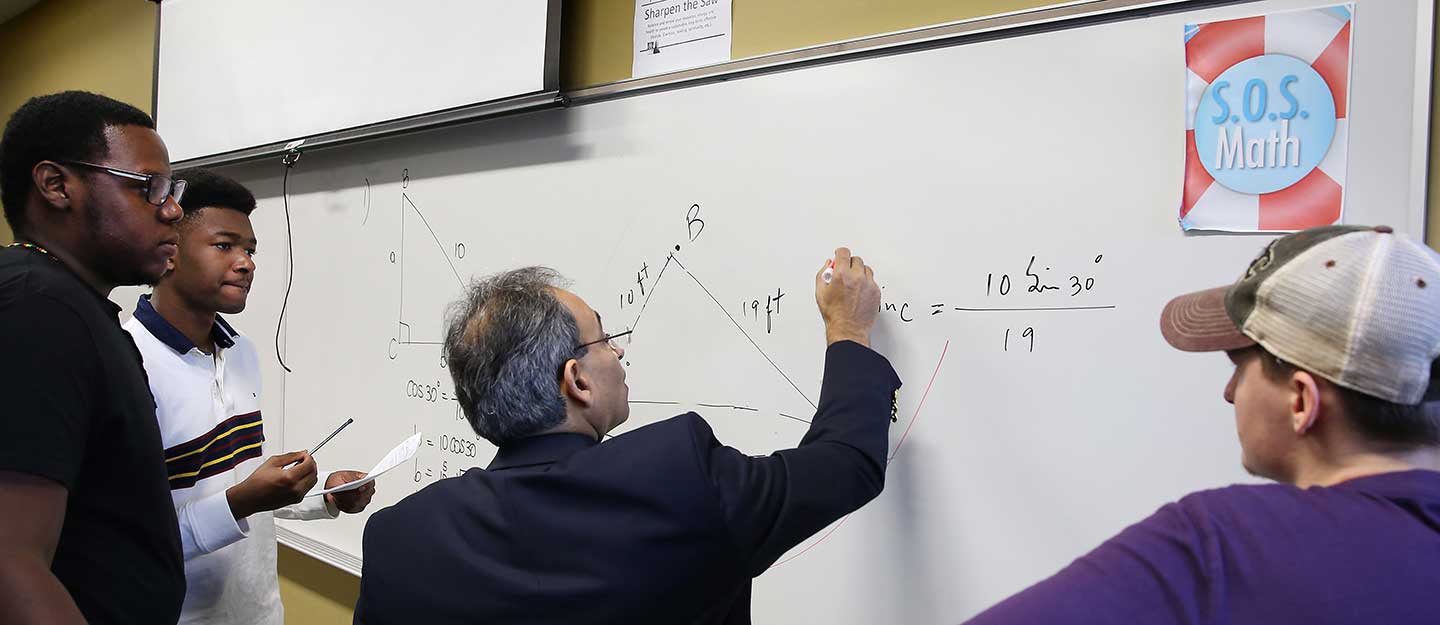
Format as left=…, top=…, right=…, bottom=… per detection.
left=0, top=91, right=155, bottom=232
left=173, top=167, right=256, bottom=218
left=1256, top=346, right=1440, bottom=448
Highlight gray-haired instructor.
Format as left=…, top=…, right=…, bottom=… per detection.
left=968, top=225, right=1440, bottom=625
left=356, top=248, right=903, bottom=624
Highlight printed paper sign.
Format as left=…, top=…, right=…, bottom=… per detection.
left=634, top=0, right=732, bottom=78
left=1181, top=6, right=1353, bottom=232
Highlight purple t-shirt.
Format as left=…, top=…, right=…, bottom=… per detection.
left=967, top=470, right=1440, bottom=625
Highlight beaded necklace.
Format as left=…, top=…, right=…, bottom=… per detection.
left=5, top=241, right=57, bottom=259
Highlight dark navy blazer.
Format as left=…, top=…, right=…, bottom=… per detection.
left=355, top=341, right=901, bottom=624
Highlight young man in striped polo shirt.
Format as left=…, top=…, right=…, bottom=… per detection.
left=123, top=168, right=376, bottom=625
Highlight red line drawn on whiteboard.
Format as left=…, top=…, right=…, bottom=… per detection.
left=770, top=339, right=949, bottom=568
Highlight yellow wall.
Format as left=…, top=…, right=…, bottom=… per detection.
left=1, top=1, right=1436, bottom=624
left=276, top=545, right=362, bottom=624
left=0, top=0, right=157, bottom=245
left=561, top=0, right=1091, bottom=89
left=560, top=0, right=634, bottom=90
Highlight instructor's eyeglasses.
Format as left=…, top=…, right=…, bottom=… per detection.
left=61, top=160, right=187, bottom=206
left=575, top=330, right=633, bottom=353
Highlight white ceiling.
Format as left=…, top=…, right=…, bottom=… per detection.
left=0, top=0, right=41, bottom=26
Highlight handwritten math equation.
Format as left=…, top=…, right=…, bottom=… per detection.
left=610, top=201, right=1115, bottom=354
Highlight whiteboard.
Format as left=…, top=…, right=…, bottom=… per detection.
left=165, top=0, right=1429, bottom=622
left=155, top=0, right=558, bottom=162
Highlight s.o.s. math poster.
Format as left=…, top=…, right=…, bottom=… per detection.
left=1181, top=5, right=1353, bottom=232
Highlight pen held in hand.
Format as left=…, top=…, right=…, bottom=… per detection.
left=310, top=417, right=354, bottom=455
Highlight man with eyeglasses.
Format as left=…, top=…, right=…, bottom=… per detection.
left=356, top=255, right=902, bottom=624
left=0, top=91, right=187, bottom=625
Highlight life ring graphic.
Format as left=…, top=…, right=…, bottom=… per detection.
left=1181, top=6, right=1352, bottom=231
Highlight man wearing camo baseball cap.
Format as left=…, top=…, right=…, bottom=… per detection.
left=968, top=225, right=1440, bottom=625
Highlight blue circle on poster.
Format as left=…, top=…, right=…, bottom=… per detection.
left=1194, top=54, right=1336, bottom=195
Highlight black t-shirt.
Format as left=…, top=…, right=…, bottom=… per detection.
left=0, top=246, right=184, bottom=624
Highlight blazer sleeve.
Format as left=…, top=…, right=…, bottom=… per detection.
left=695, top=340, right=901, bottom=575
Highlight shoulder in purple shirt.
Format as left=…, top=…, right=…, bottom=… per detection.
left=967, top=470, right=1440, bottom=625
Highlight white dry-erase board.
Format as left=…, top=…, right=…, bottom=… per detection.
left=154, top=0, right=560, bottom=163
left=137, top=0, right=1431, bottom=622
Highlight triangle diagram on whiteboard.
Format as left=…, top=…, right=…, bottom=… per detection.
left=615, top=253, right=817, bottom=454
left=395, top=192, right=467, bottom=346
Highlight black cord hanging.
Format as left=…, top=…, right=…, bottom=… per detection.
left=275, top=147, right=303, bottom=373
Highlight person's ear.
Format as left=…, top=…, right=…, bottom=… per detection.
left=559, top=358, right=594, bottom=408
left=1289, top=370, right=1322, bottom=435
left=32, top=161, right=75, bottom=211
left=157, top=256, right=177, bottom=280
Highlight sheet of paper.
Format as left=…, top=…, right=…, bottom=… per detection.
left=306, top=431, right=422, bottom=497
left=633, top=0, right=732, bottom=78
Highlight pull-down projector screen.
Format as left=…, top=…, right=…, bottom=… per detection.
left=156, top=0, right=559, bottom=163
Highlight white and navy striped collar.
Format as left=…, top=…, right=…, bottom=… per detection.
left=133, top=293, right=239, bottom=355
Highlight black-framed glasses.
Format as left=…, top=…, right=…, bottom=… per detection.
left=575, top=329, right=633, bottom=353
left=61, top=160, right=186, bottom=206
